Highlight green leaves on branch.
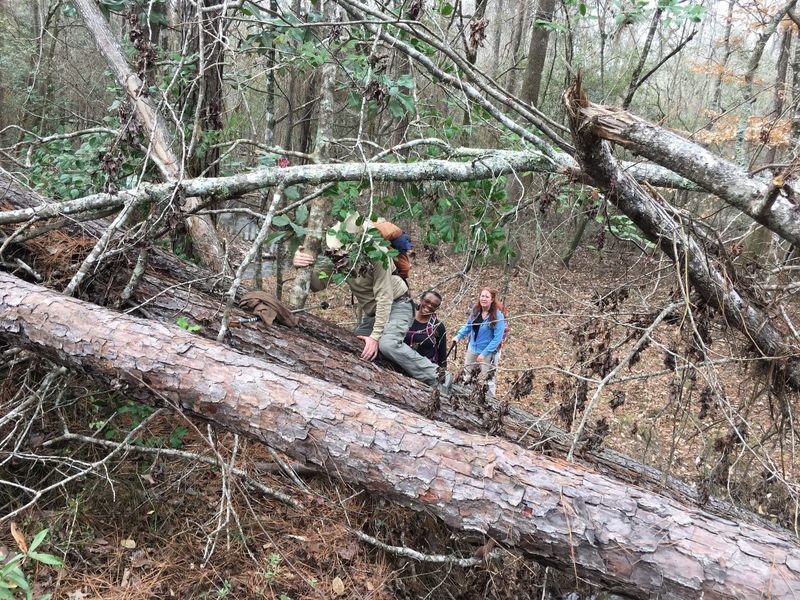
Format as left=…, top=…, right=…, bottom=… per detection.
left=344, top=70, right=416, bottom=120
left=176, top=315, right=202, bottom=333
left=566, top=0, right=704, bottom=24
left=382, top=177, right=513, bottom=259
left=26, top=129, right=138, bottom=200
left=604, top=214, right=654, bottom=249
left=0, top=528, right=62, bottom=600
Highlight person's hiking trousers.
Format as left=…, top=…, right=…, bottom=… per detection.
left=354, top=298, right=439, bottom=386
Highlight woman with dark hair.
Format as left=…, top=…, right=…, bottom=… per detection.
left=404, top=290, right=448, bottom=368
left=451, top=287, right=506, bottom=398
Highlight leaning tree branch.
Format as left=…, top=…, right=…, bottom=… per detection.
left=564, top=77, right=800, bottom=389
left=0, top=150, right=697, bottom=227
left=571, top=98, right=800, bottom=247
left=73, top=0, right=226, bottom=272
left=628, top=29, right=697, bottom=100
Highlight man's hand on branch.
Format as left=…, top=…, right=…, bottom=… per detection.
left=357, top=336, right=379, bottom=361
left=292, top=245, right=315, bottom=268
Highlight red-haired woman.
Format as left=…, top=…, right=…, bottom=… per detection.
left=451, top=287, right=506, bottom=398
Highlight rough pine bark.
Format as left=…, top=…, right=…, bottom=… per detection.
left=2, top=271, right=800, bottom=600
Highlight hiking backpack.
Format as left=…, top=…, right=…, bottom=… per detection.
left=495, top=300, right=510, bottom=350
left=374, top=220, right=412, bottom=279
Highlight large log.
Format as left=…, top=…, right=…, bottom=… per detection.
left=2, top=271, right=800, bottom=599
left=0, top=174, right=784, bottom=529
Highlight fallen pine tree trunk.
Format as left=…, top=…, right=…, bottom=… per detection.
left=2, top=271, right=800, bottom=599
left=0, top=174, right=782, bottom=529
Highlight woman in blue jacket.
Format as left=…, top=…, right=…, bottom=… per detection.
left=451, top=287, right=506, bottom=398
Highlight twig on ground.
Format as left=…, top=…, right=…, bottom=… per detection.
left=352, top=530, right=503, bottom=566
left=43, top=430, right=299, bottom=508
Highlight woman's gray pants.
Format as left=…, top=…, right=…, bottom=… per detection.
left=463, top=349, right=499, bottom=397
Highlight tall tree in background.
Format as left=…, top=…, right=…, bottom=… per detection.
left=764, top=23, right=792, bottom=167
left=520, top=0, right=556, bottom=108
left=177, top=0, right=227, bottom=178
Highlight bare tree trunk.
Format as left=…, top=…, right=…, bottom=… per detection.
left=16, top=1, right=62, bottom=137
left=621, top=7, right=663, bottom=109
left=505, top=0, right=558, bottom=247
left=735, top=0, right=797, bottom=166
left=520, top=0, right=556, bottom=107
left=2, top=272, right=800, bottom=600
left=709, top=0, right=735, bottom=114
left=185, top=1, right=226, bottom=178
left=743, top=25, right=794, bottom=262
left=560, top=205, right=589, bottom=268
left=792, top=23, right=800, bottom=146
left=489, top=0, right=504, bottom=78
left=74, top=0, right=226, bottom=273
left=562, top=4, right=574, bottom=90
left=297, top=72, right=320, bottom=156
left=504, top=0, right=529, bottom=94
left=764, top=26, right=792, bottom=166
left=463, top=0, right=488, bottom=65
left=254, top=0, right=280, bottom=291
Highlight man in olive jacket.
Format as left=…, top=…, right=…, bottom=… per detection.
left=292, top=215, right=444, bottom=388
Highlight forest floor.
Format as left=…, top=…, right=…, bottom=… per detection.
left=2, top=235, right=792, bottom=600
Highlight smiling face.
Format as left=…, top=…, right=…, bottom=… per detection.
left=417, top=293, right=441, bottom=317
left=479, top=289, right=493, bottom=311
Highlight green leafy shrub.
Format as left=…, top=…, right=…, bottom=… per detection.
left=0, top=528, right=62, bottom=600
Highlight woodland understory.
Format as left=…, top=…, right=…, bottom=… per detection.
left=2, top=0, right=800, bottom=598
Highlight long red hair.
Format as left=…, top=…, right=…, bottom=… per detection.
left=470, top=287, right=500, bottom=328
